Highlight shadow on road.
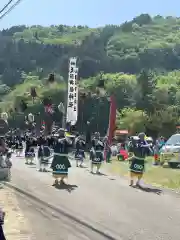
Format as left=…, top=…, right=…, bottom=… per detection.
left=90, top=171, right=108, bottom=177
left=53, top=183, right=78, bottom=193
left=25, top=162, right=36, bottom=165
left=133, top=185, right=162, bottom=195
left=97, top=172, right=108, bottom=177
left=77, top=165, right=88, bottom=169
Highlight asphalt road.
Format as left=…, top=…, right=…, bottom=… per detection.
left=8, top=155, right=180, bottom=240
left=16, top=191, right=108, bottom=240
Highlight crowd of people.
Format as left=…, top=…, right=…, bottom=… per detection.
left=0, top=125, right=167, bottom=239
left=0, top=128, right=166, bottom=186
left=0, top=129, right=107, bottom=184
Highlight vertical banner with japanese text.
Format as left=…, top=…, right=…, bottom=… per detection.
left=66, top=57, right=78, bottom=125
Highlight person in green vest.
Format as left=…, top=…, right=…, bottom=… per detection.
left=128, top=132, right=152, bottom=187
left=51, top=129, right=72, bottom=186
left=90, top=132, right=104, bottom=174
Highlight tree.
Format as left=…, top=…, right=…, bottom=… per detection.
left=133, top=14, right=152, bottom=26
left=117, top=108, right=147, bottom=135
left=1, top=15, right=180, bottom=135
left=0, top=85, right=10, bottom=95
left=136, top=70, right=156, bottom=113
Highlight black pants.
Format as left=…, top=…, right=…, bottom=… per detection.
left=0, top=225, right=6, bottom=240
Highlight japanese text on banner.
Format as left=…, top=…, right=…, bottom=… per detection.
left=66, top=57, right=78, bottom=125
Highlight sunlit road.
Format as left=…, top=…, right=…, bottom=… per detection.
left=8, top=155, right=180, bottom=239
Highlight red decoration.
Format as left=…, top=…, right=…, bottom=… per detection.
left=44, top=104, right=54, bottom=114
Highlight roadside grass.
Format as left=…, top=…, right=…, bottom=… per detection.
left=104, top=157, right=180, bottom=190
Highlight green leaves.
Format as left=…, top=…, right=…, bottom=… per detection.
left=2, top=15, right=180, bottom=136
left=117, top=108, right=147, bottom=134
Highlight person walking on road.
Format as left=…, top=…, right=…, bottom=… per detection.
left=128, top=132, right=152, bottom=187
left=51, top=129, right=72, bottom=186
left=74, top=135, right=85, bottom=167
left=38, top=139, right=51, bottom=172
left=90, top=132, right=104, bottom=174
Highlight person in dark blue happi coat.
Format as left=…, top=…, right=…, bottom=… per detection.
left=128, top=132, right=152, bottom=187
left=51, top=129, right=72, bottom=185
left=38, top=145, right=43, bottom=171
left=90, top=132, right=104, bottom=174
left=75, top=135, right=85, bottom=167
left=38, top=140, right=51, bottom=172
left=25, top=138, right=35, bottom=164
left=11, top=137, right=16, bottom=153
left=15, top=140, right=23, bottom=157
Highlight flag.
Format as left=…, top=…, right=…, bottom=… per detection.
left=58, top=102, right=65, bottom=113
left=44, top=104, right=54, bottom=114
left=107, top=95, right=116, bottom=144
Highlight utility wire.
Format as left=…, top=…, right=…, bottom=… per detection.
left=0, top=0, right=14, bottom=15
left=0, top=0, right=23, bottom=21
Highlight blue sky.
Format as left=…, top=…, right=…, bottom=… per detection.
left=0, top=0, right=179, bottom=29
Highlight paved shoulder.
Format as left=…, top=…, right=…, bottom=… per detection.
left=0, top=185, right=33, bottom=240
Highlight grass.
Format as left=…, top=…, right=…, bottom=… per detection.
left=104, top=157, right=180, bottom=190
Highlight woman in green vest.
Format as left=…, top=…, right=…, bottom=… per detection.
left=128, top=133, right=152, bottom=187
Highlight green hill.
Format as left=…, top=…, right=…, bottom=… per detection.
left=1, top=14, right=180, bottom=136
left=13, top=25, right=98, bottom=45
left=1, top=14, right=180, bottom=85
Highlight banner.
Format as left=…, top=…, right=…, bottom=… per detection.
left=44, top=105, right=54, bottom=114
left=107, top=95, right=116, bottom=144
left=66, top=57, right=78, bottom=125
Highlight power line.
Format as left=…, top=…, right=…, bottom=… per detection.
left=0, top=0, right=23, bottom=21
left=0, top=0, right=14, bottom=15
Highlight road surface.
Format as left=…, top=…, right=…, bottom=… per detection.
left=1, top=186, right=33, bottom=240
left=7, top=155, right=180, bottom=239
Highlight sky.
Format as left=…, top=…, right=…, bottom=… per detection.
left=0, top=0, right=180, bottom=29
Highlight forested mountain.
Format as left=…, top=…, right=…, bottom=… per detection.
left=1, top=14, right=180, bottom=137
